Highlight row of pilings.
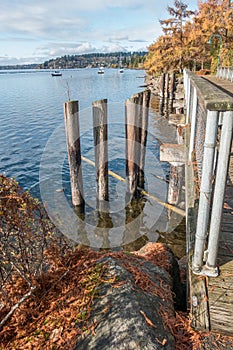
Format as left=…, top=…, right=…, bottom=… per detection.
left=148, top=72, right=185, bottom=212
left=146, top=72, right=184, bottom=117
left=63, top=90, right=150, bottom=213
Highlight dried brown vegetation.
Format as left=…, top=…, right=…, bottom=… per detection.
left=0, top=175, right=232, bottom=349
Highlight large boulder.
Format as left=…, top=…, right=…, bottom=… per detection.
left=75, top=243, right=184, bottom=349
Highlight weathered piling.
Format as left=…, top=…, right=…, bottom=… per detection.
left=160, top=114, right=185, bottom=207
left=169, top=72, right=176, bottom=101
left=168, top=72, right=175, bottom=113
left=164, top=73, right=170, bottom=100
left=159, top=73, right=166, bottom=98
left=125, top=93, right=143, bottom=197
left=157, top=72, right=177, bottom=116
left=138, top=90, right=151, bottom=189
left=64, top=100, right=84, bottom=208
left=168, top=123, right=185, bottom=206
left=92, top=99, right=109, bottom=206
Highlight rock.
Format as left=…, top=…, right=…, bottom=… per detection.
left=75, top=245, right=182, bottom=350
left=135, top=242, right=186, bottom=311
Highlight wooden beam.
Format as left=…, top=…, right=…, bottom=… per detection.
left=160, top=143, right=185, bottom=164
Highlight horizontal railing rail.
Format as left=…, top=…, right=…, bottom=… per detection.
left=184, top=69, right=233, bottom=277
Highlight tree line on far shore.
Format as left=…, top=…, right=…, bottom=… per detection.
left=145, top=0, right=233, bottom=75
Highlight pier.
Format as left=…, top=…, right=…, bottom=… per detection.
left=63, top=68, right=233, bottom=335
left=183, top=68, right=233, bottom=334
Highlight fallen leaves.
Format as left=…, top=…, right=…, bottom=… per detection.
left=49, top=327, right=63, bottom=343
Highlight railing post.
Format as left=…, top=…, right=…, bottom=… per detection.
left=189, top=87, right=197, bottom=162
left=184, top=70, right=191, bottom=124
left=192, top=110, right=219, bottom=273
left=205, top=111, right=233, bottom=275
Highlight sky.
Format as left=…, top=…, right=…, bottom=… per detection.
left=0, top=0, right=198, bottom=66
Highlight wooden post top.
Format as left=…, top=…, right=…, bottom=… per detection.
left=185, top=70, right=233, bottom=112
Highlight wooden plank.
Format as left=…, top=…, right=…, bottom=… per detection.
left=167, top=164, right=183, bottom=205
left=222, top=212, right=233, bottom=222
left=209, top=295, right=233, bottom=335
left=160, top=143, right=185, bottom=163
left=168, top=113, right=185, bottom=125
left=189, top=273, right=210, bottom=331
left=208, top=259, right=233, bottom=334
left=220, top=223, right=233, bottom=232
left=185, top=122, right=210, bottom=331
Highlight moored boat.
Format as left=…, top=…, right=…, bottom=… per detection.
left=119, top=55, right=124, bottom=73
left=51, top=70, right=62, bottom=77
left=98, top=67, right=104, bottom=74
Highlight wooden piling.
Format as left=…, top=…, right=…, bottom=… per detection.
left=159, top=73, right=165, bottom=115
left=169, top=72, right=175, bottom=101
left=138, top=90, right=151, bottom=189
left=125, top=93, right=142, bottom=197
left=167, top=164, right=183, bottom=205
left=159, top=73, right=165, bottom=98
left=168, top=72, right=175, bottom=113
left=164, top=73, right=170, bottom=100
left=92, top=99, right=109, bottom=204
left=64, top=100, right=84, bottom=208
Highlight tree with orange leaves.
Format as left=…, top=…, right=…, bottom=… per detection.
left=145, top=0, right=233, bottom=74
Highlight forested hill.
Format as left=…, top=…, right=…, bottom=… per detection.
left=0, top=51, right=147, bottom=70
left=40, top=51, right=147, bottom=69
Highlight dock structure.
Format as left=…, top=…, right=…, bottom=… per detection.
left=62, top=69, right=233, bottom=334
left=183, top=69, right=233, bottom=334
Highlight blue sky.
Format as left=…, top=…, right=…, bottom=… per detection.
left=0, top=0, right=198, bottom=66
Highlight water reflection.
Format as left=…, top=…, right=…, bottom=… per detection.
left=40, top=90, right=186, bottom=256
left=67, top=94, right=186, bottom=256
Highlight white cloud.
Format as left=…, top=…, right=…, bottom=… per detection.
left=100, top=43, right=128, bottom=53
left=48, top=42, right=97, bottom=56
left=0, top=2, right=88, bottom=38
left=0, top=0, right=198, bottom=65
left=108, top=35, right=129, bottom=42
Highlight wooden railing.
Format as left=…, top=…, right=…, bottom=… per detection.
left=184, top=69, right=233, bottom=277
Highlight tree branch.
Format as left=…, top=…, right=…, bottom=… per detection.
left=0, top=286, right=36, bottom=329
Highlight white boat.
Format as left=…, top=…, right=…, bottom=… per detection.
left=119, top=55, right=124, bottom=73
left=98, top=67, right=104, bottom=74
left=51, top=70, right=62, bottom=77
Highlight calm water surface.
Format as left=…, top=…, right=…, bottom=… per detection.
left=0, top=68, right=185, bottom=254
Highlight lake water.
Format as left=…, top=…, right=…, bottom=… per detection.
left=0, top=68, right=185, bottom=253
